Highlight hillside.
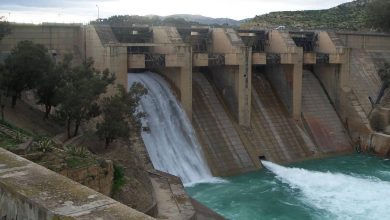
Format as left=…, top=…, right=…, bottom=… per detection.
left=244, top=0, right=370, bottom=30
left=97, top=14, right=246, bottom=28
left=164, top=14, right=244, bottom=26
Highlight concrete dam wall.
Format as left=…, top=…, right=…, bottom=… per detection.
left=349, top=49, right=390, bottom=115
left=3, top=23, right=390, bottom=217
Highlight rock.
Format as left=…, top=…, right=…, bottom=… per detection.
left=12, top=138, right=33, bottom=155
left=384, top=125, right=390, bottom=135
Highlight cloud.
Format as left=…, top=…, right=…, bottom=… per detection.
left=0, top=0, right=115, bottom=8
left=0, top=0, right=353, bottom=23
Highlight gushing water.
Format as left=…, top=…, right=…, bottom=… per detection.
left=128, top=72, right=220, bottom=186
left=262, top=160, right=390, bottom=220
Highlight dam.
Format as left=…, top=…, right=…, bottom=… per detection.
left=1, top=23, right=390, bottom=219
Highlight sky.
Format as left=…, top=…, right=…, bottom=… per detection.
left=0, top=0, right=353, bottom=24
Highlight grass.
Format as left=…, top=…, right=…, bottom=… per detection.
left=65, top=156, right=85, bottom=168
left=64, top=144, right=97, bottom=169
left=25, top=142, right=98, bottom=170
left=0, top=120, right=35, bottom=137
left=0, top=131, right=22, bottom=150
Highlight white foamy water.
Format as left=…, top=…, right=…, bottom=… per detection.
left=379, top=170, right=390, bottom=175
left=262, top=160, right=390, bottom=220
left=128, top=72, right=223, bottom=186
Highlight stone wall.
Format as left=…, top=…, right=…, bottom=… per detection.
left=59, top=161, right=113, bottom=196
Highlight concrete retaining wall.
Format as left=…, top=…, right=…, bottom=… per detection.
left=0, top=148, right=154, bottom=220
left=0, top=23, right=84, bottom=64
left=337, top=32, right=390, bottom=50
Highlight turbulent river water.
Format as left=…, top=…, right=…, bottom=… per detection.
left=186, top=154, right=390, bottom=220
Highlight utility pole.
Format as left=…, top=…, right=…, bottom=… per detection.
left=96, top=4, right=100, bottom=20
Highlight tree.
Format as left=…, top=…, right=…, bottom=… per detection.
left=96, top=83, right=147, bottom=148
left=0, top=16, right=11, bottom=41
left=56, top=57, right=115, bottom=138
left=35, top=54, right=72, bottom=119
left=367, top=0, right=390, bottom=31
left=2, top=41, right=53, bottom=107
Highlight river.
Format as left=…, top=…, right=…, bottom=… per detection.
left=186, top=154, right=390, bottom=220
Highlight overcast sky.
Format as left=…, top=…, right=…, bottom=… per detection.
left=0, top=0, right=353, bottom=24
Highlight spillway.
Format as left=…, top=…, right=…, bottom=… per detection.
left=302, top=70, right=352, bottom=153
left=192, top=72, right=257, bottom=176
left=128, top=72, right=215, bottom=185
left=247, top=73, right=316, bottom=163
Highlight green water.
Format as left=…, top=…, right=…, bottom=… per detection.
left=186, top=154, right=390, bottom=220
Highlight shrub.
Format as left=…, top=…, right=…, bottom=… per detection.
left=112, top=164, right=126, bottom=195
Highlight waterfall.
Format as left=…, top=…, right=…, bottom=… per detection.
left=128, top=72, right=220, bottom=186
left=262, top=160, right=390, bottom=220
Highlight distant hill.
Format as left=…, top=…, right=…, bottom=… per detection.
left=244, top=0, right=371, bottom=30
left=160, top=14, right=245, bottom=26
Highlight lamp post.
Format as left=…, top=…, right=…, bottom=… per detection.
left=96, top=4, right=100, bottom=20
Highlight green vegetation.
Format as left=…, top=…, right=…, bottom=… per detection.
left=36, top=54, right=70, bottom=119
left=36, top=137, right=54, bottom=153
left=96, top=84, right=147, bottom=147
left=65, top=154, right=96, bottom=169
left=2, top=41, right=54, bottom=108
left=25, top=139, right=97, bottom=170
left=112, top=164, right=126, bottom=195
left=367, top=0, right=390, bottom=31
left=0, top=124, right=96, bottom=170
left=0, top=120, right=34, bottom=137
left=1, top=40, right=147, bottom=148
left=56, top=57, right=115, bottom=138
left=245, top=0, right=370, bottom=30
left=0, top=41, right=117, bottom=139
left=0, top=131, right=22, bottom=150
left=65, top=144, right=90, bottom=158
left=94, top=15, right=200, bottom=27
left=0, top=33, right=149, bottom=202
